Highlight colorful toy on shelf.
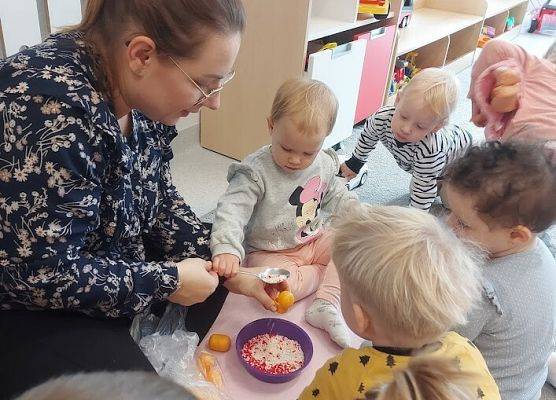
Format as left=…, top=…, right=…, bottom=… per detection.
left=399, top=0, right=414, bottom=28
left=478, top=35, right=491, bottom=48
left=404, top=51, right=419, bottom=76
left=505, top=16, right=516, bottom=31
left=389, top=80, right=396, bottom=97
left=535, top=0, right=556, bottom=35
left=478, top=25, right=496, bottom=48
left=482, top=25, right=496, bottom=37
left=319, top=42, right=338, bottom=52
left=358, top=0, right=390, bottom=20
left=394, top=59, right=408, bottom=84
left=392, top=60, right=409, bottom=95
left=390, top=52, right=419, bottom=97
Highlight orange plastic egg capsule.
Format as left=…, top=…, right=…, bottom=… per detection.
left=276, top=304, right=287, bottom=314
left=208, top=333, right=231, bottom=352
left=275, top=290, right=295, bottom=314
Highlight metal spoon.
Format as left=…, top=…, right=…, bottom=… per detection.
left=239, top=268, right=290, bottom=284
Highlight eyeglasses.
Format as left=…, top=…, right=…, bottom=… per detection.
left=168, top=55, right=235, bottom=106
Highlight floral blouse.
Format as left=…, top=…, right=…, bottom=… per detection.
left=0, top=32, right=211, bottom=318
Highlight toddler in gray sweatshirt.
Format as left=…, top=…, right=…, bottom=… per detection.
left=210, top=79, right=356, bottom=347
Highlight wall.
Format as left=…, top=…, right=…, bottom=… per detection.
left=0, top=0, right=81, bottom=56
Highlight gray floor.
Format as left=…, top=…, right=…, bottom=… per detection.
left=170, top=32, right=556, bottom=398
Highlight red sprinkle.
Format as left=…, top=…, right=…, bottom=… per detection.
left=241, top=333, right=304, bottom=375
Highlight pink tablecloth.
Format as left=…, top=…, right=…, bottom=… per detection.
left=198, top=293, right=363, bottom=399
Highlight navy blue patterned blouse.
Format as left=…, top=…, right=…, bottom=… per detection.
left=0, top=32, right=211, bottom=318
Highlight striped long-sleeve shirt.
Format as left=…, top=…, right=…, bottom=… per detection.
left=345, top=106, right=472, bottom=211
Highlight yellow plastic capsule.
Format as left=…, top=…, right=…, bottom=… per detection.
left=208, top=333, right=231, bottom=352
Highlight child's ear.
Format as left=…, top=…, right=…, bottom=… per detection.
left=352, top=303, right=372, bottom=335
left=267, top=117, right=274, bottom=135
left=510, top=225, right=533, bottom=244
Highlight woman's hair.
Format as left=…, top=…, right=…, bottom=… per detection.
left=270, top=78, right=338, bottom=136
left=363, top=357, right=479, bottom=400
left=444, top=141, right=556, bottom=232
left=15, top=371, right=198, bottom=400
left=75, top=0, right=245, bottom=59
left=71, top=0, right=245, bottom=95
left=332, top=203, right=482, bottom=347
left=402, top=68, right=459, bottom=121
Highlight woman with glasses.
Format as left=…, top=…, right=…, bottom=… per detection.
left=0, top=0, right=281, bottom=395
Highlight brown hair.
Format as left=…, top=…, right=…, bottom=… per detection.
left=270, top=78, right=338, bottom=136
left=72, top=0, right=245, bottom=95
left=363, top=357, right=479, bottom=400
left=444, top=141, right=556, bottom=232
left=76, top=0, right=245, bottom=58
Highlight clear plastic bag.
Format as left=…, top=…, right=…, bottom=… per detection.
left=130, top=311, right=160, bottom=343
left=140, top=330, right=229, bottom=400
left=130, top=303, right=187, bottom=343
left=133, top=303, right=229, bottom=400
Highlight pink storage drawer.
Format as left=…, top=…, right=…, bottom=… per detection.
left=354, top=25, right=396, bottom=124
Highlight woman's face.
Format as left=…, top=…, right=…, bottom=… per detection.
left=118, top=32, right=241, bottom=126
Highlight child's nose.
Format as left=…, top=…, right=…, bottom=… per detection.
left=289, top=155, right=301, bottom=165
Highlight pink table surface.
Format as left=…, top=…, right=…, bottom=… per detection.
left=197, top=293, right=363, bottom=399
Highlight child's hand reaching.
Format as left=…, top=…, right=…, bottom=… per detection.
left=212, top=253, right=240, bottom=278
left=339, top=162, right=357, bottom=181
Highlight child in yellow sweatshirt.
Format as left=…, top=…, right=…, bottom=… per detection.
left=298, top=203, right=500, bottom=400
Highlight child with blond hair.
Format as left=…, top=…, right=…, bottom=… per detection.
left=364, top=356, right=480, bottom=400
left=340, top=68, right=471, bottom=211
left=299, top=203, right=500, bottom=400
left=442, top=141, right=556, bottom=400
left=210, top=78, right=355, bottom=346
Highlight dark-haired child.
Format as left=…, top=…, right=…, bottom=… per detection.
left=442, top=141, right=556, bottom=400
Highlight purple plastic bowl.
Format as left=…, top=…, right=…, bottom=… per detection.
left=235, top=318, right=314, bottom=384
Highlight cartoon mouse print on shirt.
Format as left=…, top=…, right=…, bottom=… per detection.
left=289, top=176, right=328, bottom=243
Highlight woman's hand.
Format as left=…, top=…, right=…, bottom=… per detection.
left=224, top=267, right=289, bottom=312
left=168, top=258, right=219, bottom=306
left=212, top=253, right=241, bottom=278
